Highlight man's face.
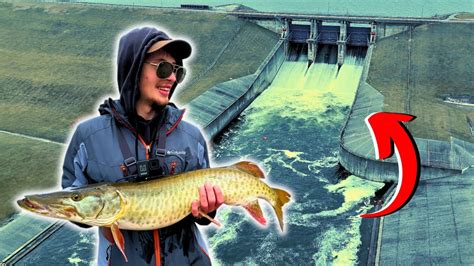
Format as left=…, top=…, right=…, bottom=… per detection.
left=138, top=49, right=177, bottom=107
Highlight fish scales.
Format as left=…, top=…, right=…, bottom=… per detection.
left=18, top=161, right=291, bottom=231
left=111, top=167, right=265, bottom=230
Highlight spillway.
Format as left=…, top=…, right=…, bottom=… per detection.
left=204, top=50, right=384, bottom=264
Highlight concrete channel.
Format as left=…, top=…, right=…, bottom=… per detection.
left=1, top=220, right=65, bottom=265
left=186, top=39, right=286, bottom=139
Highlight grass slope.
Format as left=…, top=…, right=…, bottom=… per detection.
left=367, top=23, right=473, bottom=142
left=179, top=21, right=278, bottom=101
left=0, top=133, right=63, bottom=221
left=0, top=2, right=278, bottom=142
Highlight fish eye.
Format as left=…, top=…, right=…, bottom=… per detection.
left=71, top=193, right=81, bottom=201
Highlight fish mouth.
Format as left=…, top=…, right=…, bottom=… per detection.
left=18, top=197, right=80, bottom=219
left=17, top=198, right=50, bottom=214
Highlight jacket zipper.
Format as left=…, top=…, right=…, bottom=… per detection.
left=137, top=139, right=161, bottom=266
left=145, top=144, right=151, bottom=160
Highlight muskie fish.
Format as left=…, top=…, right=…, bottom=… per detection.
left=17, top=161, right=291, bottom=261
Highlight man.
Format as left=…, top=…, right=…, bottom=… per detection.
left=61, top=26, right=224, bottom=265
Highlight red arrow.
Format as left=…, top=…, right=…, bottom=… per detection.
left=360, top=112, right=420, bottom=218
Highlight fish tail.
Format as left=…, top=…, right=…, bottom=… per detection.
left=270, top=187, right=291, bottom=231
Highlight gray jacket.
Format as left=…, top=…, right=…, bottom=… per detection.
left=61, top=98, right=212, bottom=265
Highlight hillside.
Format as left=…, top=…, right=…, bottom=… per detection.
left=367, top=23, right=473, bottom=142
left=0, top=2, right=278, bottom=142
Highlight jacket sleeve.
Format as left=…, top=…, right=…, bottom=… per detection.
left=62, top=125, right=90, bottom=189
left=61, top=126, right=92, bottom=228
left=193, top=131, right=217, bottom=226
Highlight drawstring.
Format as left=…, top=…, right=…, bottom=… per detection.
left=135, top=119, right=139, bottom=160
left=154, top=230, right=161, bottom=266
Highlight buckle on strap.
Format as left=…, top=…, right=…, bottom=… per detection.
left=124, top=157, right=137, bottom=167
left=156, top=148, right=166, bottom=157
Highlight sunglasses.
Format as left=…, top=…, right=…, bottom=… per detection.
left=145, top=61, right=186, bottom=83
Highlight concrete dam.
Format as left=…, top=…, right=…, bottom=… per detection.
left=1, top=10, right=473, bottom=265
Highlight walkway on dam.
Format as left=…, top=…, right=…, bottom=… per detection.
left=232, top=11, right=474, bottom=24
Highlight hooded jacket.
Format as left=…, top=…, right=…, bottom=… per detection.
left=61, top=27, right=212, bottom=266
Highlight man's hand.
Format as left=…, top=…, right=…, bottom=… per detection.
left=191, top=183, right=224, bottom=218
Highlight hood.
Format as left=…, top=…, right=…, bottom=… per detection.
left=99, top=99, right=185, bottom=135
left=116, top=27, right=180, bottom=116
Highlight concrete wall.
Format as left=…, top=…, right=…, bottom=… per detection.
left=247, top=19, right=282, bottom=34
left=187, top=40, right=286, bottom=139
left=376, top=24, right=411, bottom=39
left=340, top=144, right=461, bottom=182
left=205, top=40, right=285, bottom=139
left=338, top=44, right=467, bottom=183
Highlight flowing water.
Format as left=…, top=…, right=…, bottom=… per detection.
left=5, top=0, right=470, bottom=263
left=201, top=51, right=385, bottom=264
left=14, top=51, right=385, bottom=264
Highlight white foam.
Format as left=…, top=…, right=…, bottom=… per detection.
left=312, top=176, right=383, bottom=264
left=67, top=252, right=85, bottom=266
left=317, top=175, right=384, bottom=216
left=208, top=55, right=370, bottom=264
left=312, top=203, right=375, bottom=265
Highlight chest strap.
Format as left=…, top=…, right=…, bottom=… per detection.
left=155, top=120, right=167, bottom=170
left=117, top=121, right=168, bottom=181
left=117, top=126, right=137, bottom=177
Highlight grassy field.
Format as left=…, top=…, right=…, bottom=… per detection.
left=454, top=13, right=474, bottom=20
left=0, top=1, right=278, bottom=142
left=0, top=1, right=278, bottom=221
left=0, top=133, right=63, bottom=222
left=178, top=22, right=278, bottom=101
left=367, top=23, right=473, bottom=142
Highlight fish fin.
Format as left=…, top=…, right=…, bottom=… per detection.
left=233, top=161, right=265, bottom=178
left=198, top=210, right=221, bottom=227
left=111, top=223, right=128, bottom=262
left=244, top=200, right=266, bottom=226
left=271, top=187, right=291, bottom=231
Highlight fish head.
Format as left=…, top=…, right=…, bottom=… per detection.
left=17, top=185, right=118, bottom=226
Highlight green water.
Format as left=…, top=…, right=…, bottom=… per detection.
left=205, top=53, right=385, bottom=264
